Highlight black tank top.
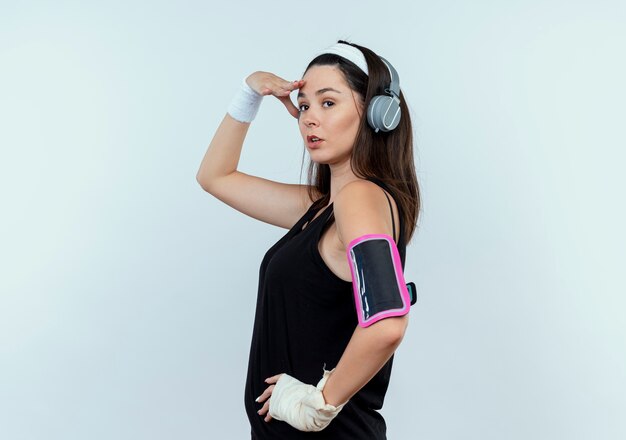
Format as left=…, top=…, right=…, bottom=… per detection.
left=245, top=177, right=406, bottom=439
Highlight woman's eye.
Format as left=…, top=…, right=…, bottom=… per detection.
left=298, top=101, right=334, bottom=112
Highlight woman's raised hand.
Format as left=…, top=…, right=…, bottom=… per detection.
left=246, top=71, right=305, bottom=119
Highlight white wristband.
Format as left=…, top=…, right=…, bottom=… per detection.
left=227, top=77, right=264, bottom=123
left=269, top=367, right=346, bottom=432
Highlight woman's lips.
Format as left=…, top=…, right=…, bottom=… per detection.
left=307, top=138, right=324, bottom=149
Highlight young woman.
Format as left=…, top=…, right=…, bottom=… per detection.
left=197, top=40, right=421, bottom=439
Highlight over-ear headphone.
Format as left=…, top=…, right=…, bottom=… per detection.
left=366, top=56, right=402, bottom=133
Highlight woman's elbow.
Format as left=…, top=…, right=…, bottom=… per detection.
left=375, top=314, right=409, bottom=344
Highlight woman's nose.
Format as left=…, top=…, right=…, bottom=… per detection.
left=303, top=114, right=319, bottom=126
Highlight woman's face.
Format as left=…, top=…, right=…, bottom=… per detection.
left=297, top=65, right=364, bottom=164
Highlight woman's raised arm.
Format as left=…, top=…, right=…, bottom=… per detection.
left=196, top=73, right=314, bottom=229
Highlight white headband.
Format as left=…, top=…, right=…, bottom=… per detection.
left=312, top=42, right=369, bottom=75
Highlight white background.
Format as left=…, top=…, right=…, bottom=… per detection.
left=1, top=0, right=624, bottom=439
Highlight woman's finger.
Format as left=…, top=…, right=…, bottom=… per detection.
left=277, top=94, right=300, bottom=119
left=265, top=373, right=285, bottom=384
left=257, top=399, right=273, bottom=422
left=256, top=384, right=275, bottom=403
left=262, top=400, right=273, bottom=422
left=258, top=399, right=268, bottom=415
left=274, top=80, right=304, bottom=119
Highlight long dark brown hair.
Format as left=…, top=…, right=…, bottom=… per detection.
left=299, top=39, right=421, bottom=244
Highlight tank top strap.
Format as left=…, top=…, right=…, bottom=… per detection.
left=364, top=176, right=403, bottom=246
left=297, top=200, right=334, bottom=235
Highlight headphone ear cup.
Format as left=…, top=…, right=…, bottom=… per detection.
left=367, top=95, right=385, bottom=131
left=367, top=95, right=402, bottom=132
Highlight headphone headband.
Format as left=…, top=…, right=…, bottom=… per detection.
left=313, top=42, right=369, bottom=75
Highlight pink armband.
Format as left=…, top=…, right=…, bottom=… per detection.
left=346, top=233, right=411, bottom=328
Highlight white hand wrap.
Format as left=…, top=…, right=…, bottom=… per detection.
left=268, top=367, right=346, bottom=432
left=227, top=77, right=263, bottom=123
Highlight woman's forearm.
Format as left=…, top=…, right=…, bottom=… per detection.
left=196, top=112, right=250, bottom=191
left=321, top=316, right=409, bottom=407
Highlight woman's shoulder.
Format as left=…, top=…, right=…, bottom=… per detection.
left=336, top=178, right=397, bottom=212
left=334, top=178, right=400, bottom=246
